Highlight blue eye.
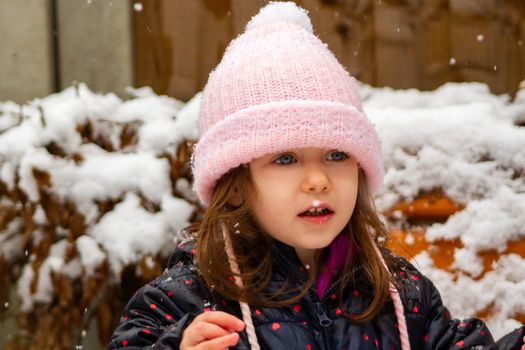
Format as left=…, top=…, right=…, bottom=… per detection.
left=274, top=154, right=296, bottom=165
left=327, top=151, right=348, bottom=161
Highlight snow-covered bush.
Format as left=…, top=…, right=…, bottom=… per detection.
left=0, top=84, right=201, bottom=348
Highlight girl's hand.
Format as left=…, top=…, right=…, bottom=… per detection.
left=522, top=335, right=525, bottom=350
left=180, top=311, right=245, bottom=350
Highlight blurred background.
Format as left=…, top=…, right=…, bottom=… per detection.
left=1, top=1, right=525, bottom=349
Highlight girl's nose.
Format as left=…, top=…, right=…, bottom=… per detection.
left=301, top=163, right=332, bottom=193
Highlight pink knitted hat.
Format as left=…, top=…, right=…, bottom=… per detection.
left=192, top=1, right=384, bottom=206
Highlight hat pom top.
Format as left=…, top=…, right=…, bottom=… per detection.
left=245, top=1, right=313, bottom=33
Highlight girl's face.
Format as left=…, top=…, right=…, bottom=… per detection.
left=247, top=147, right=359, bottom=265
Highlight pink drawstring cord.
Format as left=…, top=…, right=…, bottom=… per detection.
left=374, top=245, right=412, bottom=350
left=222, top=224, right=261, bottom=349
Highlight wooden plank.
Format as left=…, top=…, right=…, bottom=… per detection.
left=57, top=0, right=133, bottom=97
left=0, top=0, right=54, bottom=102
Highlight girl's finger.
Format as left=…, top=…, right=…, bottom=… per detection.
left=185, top=321, right=231, bottom=345
left=194, top=311, right=245, bottom=332
left=197, top=332, right=240, bottom=350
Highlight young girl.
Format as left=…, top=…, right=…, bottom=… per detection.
left=107, top=2, right=525, bottom=349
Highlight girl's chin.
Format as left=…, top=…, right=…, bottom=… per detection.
left=295, top=237, right=339, bottom=250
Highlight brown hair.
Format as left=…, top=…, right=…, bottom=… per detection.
left=190, top=165, right=395, bottom=321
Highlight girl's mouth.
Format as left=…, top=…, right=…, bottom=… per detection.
left=298, top=208, right=334, bottom=224
left=299, top=207, right=333, bottom=216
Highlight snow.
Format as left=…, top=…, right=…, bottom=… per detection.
left=360, top=81, right=525, bottom=339
left=32, top=205, right=47, bottom=225
left=415, top=251, right=525, bottom=338
left=366, top=83, right=525, bottom=257
left=18, top=148, right=173, bottom=224
left=160, top=193, right=195, bottom=240
left=360, top=82, right=509, bottom=111
left=17, top=240, right=69, bottom=311
left=176, top=177, right=198, bottom=202
left=1, top=79, right=525, bottom=338
left=0, top=161, right=16, bottom=191
left=133, top=2, right=143, bottom=12
left=427, top=187, right=525, bottom=253
left=372, top=103, right=524, bottom=202
left=76, top=235, right=105, bottom=275
left=0, top=83, right=195, bottom=308
left=88, top=192, right=175, bottom=275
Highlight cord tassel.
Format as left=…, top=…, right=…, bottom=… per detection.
left=374, top=244, right=412, bottom=350
left=222, top=224, right=261, bottom=350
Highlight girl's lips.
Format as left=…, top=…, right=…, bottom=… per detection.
left=299, top=203, right=334, bottom=214
left=298, top=212, right=334, bottom=225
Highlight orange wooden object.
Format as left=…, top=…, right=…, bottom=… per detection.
left=388, top=228, right=459, bottom=271
left=389, top=229, right=525, bottom=277
left=385, top=192, right=464, bottom=221
left=386, top=191, right=525, bottom=324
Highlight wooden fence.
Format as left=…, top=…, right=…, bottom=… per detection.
left=133, top=0, right=525, bottom=102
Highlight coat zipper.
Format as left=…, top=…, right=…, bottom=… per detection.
left=274, top=246, right=334, bottom=349
left=309, top=290, right=333, bottom=350
left=314, top=301, right=333, bottom=327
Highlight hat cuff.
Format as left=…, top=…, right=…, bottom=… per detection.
left=192, top=100, right=384, bottom=205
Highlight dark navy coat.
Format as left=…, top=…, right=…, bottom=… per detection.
left=107, top=240, right=524, bottom=349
